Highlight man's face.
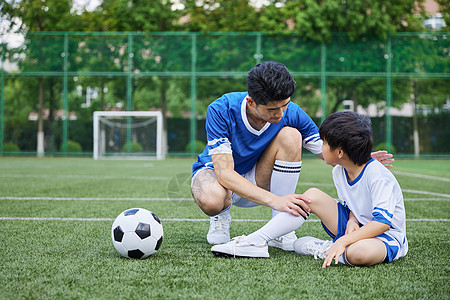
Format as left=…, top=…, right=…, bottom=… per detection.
left=254, top=98, right=290, bottom=123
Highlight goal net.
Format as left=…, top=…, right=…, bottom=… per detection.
left=93, top=111, right=164, bottom=160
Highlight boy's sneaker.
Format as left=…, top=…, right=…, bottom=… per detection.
left=267, top=231, right=297, bottom=251
left=211, top=235, right=269, bottom=258
left=293, top=236, right=333, bottom=259
left=207, top=211, right=231, bottom=245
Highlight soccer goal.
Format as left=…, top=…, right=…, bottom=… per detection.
left=93, top=111, right=164, bottom=160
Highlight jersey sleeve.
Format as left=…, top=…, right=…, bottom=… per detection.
left=286, top=104, right=322, bottom=154
left=370, top=178, right=397, bottom=226
left=205, top=104, right=232, bottom=155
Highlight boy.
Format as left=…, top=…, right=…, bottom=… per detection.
left=211, top=111, right=408, bottom=268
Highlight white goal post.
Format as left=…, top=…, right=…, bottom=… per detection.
left=93, top=111, right=164, bottom=160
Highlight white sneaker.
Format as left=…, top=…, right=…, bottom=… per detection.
left=293, top=236, right=333, bottom=259
left=207, top=211, right=231, bottom=245
left=267, top=231, right=297, bottom=251
left=211, top=235, right=269, bottom=258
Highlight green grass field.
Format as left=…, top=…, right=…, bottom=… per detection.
left=0, top=157, right=449, bottom=299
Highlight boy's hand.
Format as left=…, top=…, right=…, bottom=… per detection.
left=345, top=219, right=360, bottom=235
left=322, top=239, right=346, bottom=268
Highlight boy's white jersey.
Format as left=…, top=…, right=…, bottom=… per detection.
left=333, top=158, right=408, bottom=258
left=192, top=92, right=322, bottom=175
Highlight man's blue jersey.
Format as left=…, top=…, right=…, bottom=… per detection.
left=192, top=92, right=322, bottom=176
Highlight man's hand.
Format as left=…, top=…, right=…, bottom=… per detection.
left=271, top=194, right=311, bottom=218
left=371, top=150, right=394, bottom=169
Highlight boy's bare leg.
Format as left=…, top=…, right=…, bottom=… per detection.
left=345, top=239, right=387, bottom=266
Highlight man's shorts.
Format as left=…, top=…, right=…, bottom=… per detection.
left=321, top=201, right=404, bottom=263
left=191, top=164, right=260, bottom=208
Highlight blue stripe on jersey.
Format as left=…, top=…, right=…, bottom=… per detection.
left=372, top=212, right=392, bottom=226
left=374, top=206, right=394, bottom=218
left=304, top=133, right=319, bottom=144
left=345, top=158, right=375, bottom=186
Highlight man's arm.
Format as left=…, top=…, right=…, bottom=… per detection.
left=211, top=153, right=310, bottom=217
left=371, top=150, right=395, bottom=169
left=317, top=151, right=394, bottom=169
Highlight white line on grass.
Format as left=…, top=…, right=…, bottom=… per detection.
left=402, top=189, right=450, bottom=199
left=1, top=196, right=449, bottom=201
left=0, top=217, right=448, bottom=222
left=0, top=197, right=193, bottom=201
left=392, top=171, right=450, bottom=182
left=0, top=174, right=170, bottom=180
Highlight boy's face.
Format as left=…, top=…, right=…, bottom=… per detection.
left=322, top=140, right=341, bottom=165
left=253, top=98, right=290, bottom=123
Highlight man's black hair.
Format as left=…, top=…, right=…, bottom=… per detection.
left=246, top=61, right=296, bottom=105
left=319, top=111, right=373, bottom=166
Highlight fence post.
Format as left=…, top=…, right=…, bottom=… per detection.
left=256, top=33, right=262, bottom=64
left=126, top=33, right=133, bottom=152
left=0, top=66, right=4, bottom=155
left=386, top=34, right=392, bottom=153
left=320, top=42, right=327, bottom=124
left=62, top=32, right=69, bottom=154
left=190, top=34, right=197, bottom=155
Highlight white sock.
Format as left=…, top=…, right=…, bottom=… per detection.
left=215, top=204, right=231, bottom=218
left=340, top=249, right=356, bottom=266
left=246, top=160, right=305, bottom=245
left=270, top=160, right=302, bottom=218
left=247, top=211, right=307, bottom=245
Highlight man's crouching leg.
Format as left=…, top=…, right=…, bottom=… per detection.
left=191, top=168, right=232, bottom=244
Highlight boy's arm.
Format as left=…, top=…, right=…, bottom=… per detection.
left=211, top=153, right=311, bottom=217
left=322, top=220, right=390, bottom=268
left=345, top=211, right=359, bottom=235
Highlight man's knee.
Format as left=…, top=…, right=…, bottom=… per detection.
left=272, top=127, right=302, bottom=162
left=195, top=191, right=230, bottom=216
left=191, top=170, right=231, bottom=216
left=276, top=127, right=302, bottom=150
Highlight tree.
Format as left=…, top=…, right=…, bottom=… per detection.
left=181, top=0, right=261, bottom=32
left=2, top=0, right=83, bottom=155
left=259, top=0, right=426, bottom=41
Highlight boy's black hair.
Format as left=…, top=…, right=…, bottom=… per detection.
left=319, top=111, right=373, bottom=166
left=246, top=61, right=296, bottom=105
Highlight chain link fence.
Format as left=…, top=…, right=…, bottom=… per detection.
left=0, top=32, right=449, bottom=157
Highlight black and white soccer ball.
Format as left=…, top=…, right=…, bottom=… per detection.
left=111, top=208, right=163, bottom=259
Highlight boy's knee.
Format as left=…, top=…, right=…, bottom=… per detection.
left=345, top=241, right=385, bottom=266
left=303, top=187, right=322, bottom=199
left=345, top=245, right=367, bottom=265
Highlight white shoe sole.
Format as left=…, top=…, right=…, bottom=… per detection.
left=211, top=250, right=269, bottom=258
left=268, top=240, right=294, bottom=251
left=207, top=236, right=230, bottom=245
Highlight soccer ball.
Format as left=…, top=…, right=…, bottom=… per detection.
left=111, top=208, right=164, bottom=259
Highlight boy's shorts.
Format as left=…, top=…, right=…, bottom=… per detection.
left=321, top=201, right=403, bottom=263
left=191, top=164, right=260, bottom=208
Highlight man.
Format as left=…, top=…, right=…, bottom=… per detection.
left=191, top=61, right=393, bottom=251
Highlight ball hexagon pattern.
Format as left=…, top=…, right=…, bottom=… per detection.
left=111, top=208, right=163, bottom=259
